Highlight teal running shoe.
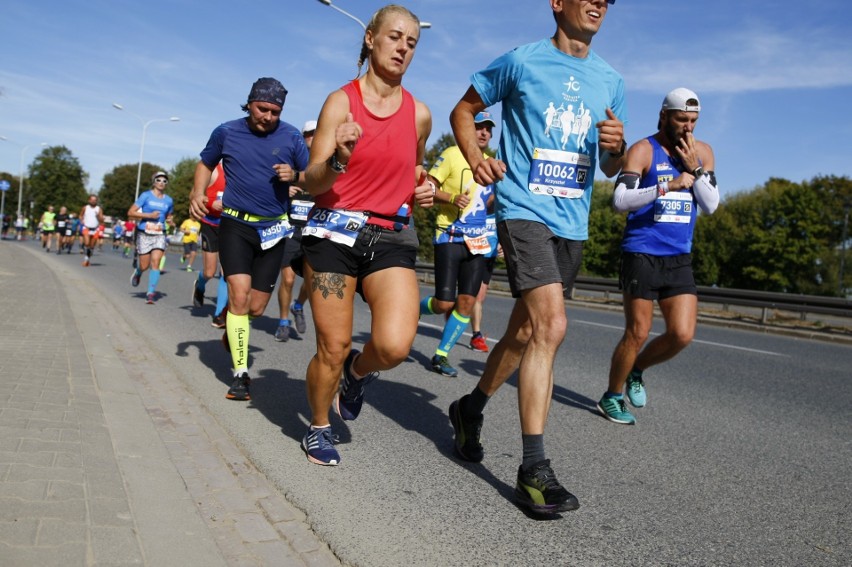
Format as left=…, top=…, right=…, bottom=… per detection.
left=431, top=355, right=458, bottom=377
left=597, top=395, right=636, bottom=425
left=626, top=372, right=646, bottom=407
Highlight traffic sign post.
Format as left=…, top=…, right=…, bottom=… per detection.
left=0, top=180, right=10, bottom=228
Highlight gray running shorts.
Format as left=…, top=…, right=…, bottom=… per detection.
left=497, top=219, right=583, bottom=299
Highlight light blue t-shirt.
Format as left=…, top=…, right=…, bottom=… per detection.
left=471, top=38, right=627, bottom=240
left=134, top=190, right=174, bottom=232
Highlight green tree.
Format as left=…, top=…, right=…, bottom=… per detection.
left=168, top=157, right=197, bottom=226
left=692, top=203, right=740, bottom=286
left=803, top=175, right=852, bottom=296
left=99, top=164, right=140, bottom=219
left=27, top=146, right=88, bottom=219
left=583, top=180, right=623, bottom=277
left=703, top=178, right=831, bottom=294
left=0, top=171, right=16, bottom=219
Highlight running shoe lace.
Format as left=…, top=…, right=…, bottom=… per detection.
left=470, top=419, right=483, bottom=441
left=532, top=465, right=561, bottom=490
left=342, top=372, right=376, bottom=402
left=315, top=427, right=339, bottom=448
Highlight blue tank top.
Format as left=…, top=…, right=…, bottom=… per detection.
left=621, top=136, right=698, bottom=256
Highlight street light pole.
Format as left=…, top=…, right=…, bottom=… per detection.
left=315, top=0, right=431, bottom=30
left=16, top=142, right=47, bottom=216
left=112, top=104, right=180, bottom=201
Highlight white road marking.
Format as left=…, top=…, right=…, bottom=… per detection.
left=574, top=320, right=790, bottom=357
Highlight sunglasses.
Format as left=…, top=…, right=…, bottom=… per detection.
left=154, top=178, right=168, bottom=184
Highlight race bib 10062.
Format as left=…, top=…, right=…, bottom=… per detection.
left=528, top=148, right=591, bottom=199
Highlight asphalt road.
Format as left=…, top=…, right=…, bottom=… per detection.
left=30, top=241, right=852, bottom=567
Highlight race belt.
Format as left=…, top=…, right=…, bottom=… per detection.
left=223, top=207, right=288, bottom=224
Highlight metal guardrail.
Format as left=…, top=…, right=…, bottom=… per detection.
left=415, top=263, right=852, bottom=324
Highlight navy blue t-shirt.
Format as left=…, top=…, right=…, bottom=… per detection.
left=200, top=117, right=309, bottom=227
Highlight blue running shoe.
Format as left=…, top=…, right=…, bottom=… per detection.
left=597, top=395, right=636, bottom=425
left=301, top=427, right=340, bottom=466
left=626, top=373, right=646, bottom=407
left=334, top=349, right=378, bottom=421
left=431, top=355, right=458, bottom=377
left=274, top=324, right=291, bottom=342
left=515, top=459, right=579, bottom=515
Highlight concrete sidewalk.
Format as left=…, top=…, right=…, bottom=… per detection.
left=0, top=242, right=340, bottom=566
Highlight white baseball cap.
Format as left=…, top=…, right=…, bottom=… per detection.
left=661, top=88, right=701, bottom=112
left=302, top=120, right=317, bottom=134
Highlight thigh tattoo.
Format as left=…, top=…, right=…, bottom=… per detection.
left=312, top=272, right=346, bottom=300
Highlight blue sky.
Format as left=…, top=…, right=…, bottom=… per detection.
left=2, top=0, right=852, bottom=201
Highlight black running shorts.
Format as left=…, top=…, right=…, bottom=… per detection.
left=433, top=242, right=487, bottom=301
left=218, top=216, right=287, bottom=293
left=619, top=252, right=697, bottom=301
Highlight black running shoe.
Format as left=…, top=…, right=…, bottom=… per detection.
left=515, top=459, right=579, bottom=515
left=448, top=398, right=484, bottom=463
left=225, top=373, right=251, bottom=401
left=211, top=313, right=226, bottom=329
left=192, top=283, right=204, bottom=308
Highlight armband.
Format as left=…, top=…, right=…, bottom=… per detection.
left=615, top=172, right=640, bottom=191
left=612, top=171, right=657, bottom=212
left=328, top=152, right=347, bottom=173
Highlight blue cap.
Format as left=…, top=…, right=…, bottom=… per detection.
left=474, top=111, right=496, bottom=127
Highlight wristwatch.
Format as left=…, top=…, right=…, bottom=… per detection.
left=692, top=166, right=705, bottom=178
left=328, top=152, right=348, bottom=173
